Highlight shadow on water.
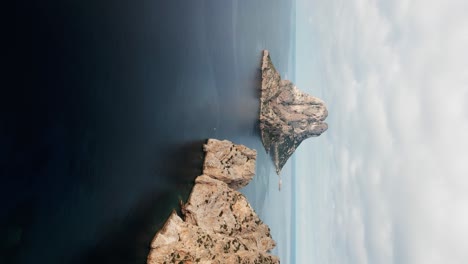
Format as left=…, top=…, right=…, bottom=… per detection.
left=72, top=192, right=177, bottom=264
left=241, top=51, right=263, bottom=141
left=71, top=140, right=205, bottom=264
left=0, top=202, right=35, bottom=264
left=253, top=52, right=265, bottom=102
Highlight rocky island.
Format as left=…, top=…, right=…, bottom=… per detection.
left=147, top=139, right=279, bottom=264
left=260, top=50, right=328, bottom=174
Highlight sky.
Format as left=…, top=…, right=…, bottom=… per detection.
left=294, top=0, right=468, bottom=263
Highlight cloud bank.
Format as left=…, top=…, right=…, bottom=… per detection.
left=296, top=0, right=468, bottom=263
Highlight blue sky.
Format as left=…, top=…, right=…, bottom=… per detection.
left=294, top=0, right=468, bottom=263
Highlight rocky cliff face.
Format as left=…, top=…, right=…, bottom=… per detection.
left=260, top=50, right=328, bottom=174
left=202, top=139, right=257, bottom=190
left=147, top=139, right=279, bottom=264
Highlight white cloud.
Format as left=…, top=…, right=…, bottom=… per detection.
left=297, top=0, right=468, bottom=263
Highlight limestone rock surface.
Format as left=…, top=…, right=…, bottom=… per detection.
left=147, top=139, right=279, bottom=264
left=203, top=139, right=256, bottom=190
left=148, top=211, right=278, bottom=264
left=260, top=50, right=328, bottom=174
left=183, top=175, right=276, bottom=252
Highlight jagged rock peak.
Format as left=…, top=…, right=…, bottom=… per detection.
left=260, top=50, right=328, bottom=174
left=147, top=139, right=279, bottom=264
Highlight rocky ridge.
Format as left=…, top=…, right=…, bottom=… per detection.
left=260, top=50, right=328, bottom=174
left=147, top=139, right=279, bottom=264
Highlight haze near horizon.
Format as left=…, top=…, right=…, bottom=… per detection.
left=294, top=0, right=468, bottom=263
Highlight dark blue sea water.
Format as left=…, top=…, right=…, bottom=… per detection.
left=3, top=1, right=295, bottom=263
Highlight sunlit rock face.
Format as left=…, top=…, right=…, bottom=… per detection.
left=183, top=175, right=276, bottom=252
left=147, top=139, right=279, bottom=264
left=202, top=139, right=256, bottom=190
left=260, top=50, right=328, bottom=174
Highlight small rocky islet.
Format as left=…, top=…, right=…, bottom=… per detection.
left=260, top=50, right=328, bottom=174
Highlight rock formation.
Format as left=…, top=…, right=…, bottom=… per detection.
left=260, top=50, right=328, bottom=174
left=202, top=139, right=256, bottom=190
left=147, top=139, right=279, bottom=264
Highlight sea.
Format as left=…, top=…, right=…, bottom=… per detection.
left=3, top=0, right=296, bottom=263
